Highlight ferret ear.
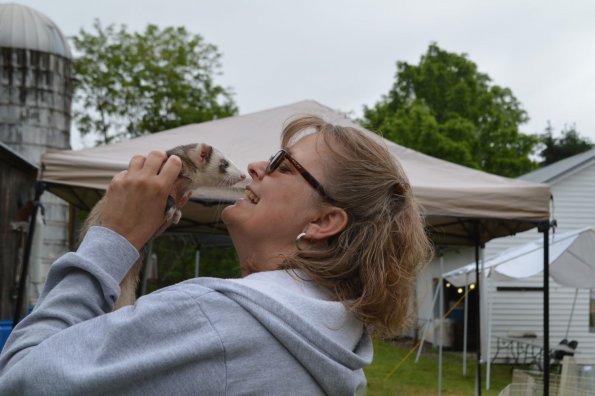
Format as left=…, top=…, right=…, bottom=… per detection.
left=197, top=143, right=213, bottom=165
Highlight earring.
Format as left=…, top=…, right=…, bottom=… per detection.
left=295, top=232, right=307, bottom=251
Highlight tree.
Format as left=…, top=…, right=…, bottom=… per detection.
left=538, top=123, right=593, bottom=166
left=72, top=20, right=237, bottom=145
left=361, top=43, right=538, bottom=177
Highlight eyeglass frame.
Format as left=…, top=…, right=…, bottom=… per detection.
left=265, top=149, right=336, bottom=203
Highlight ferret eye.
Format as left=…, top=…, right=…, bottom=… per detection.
left=219, top=159, right=229, bottom=173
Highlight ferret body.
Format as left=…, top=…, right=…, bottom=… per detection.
left=79, top=143, right=245, bottom=310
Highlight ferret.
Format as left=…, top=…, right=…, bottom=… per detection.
left=78, top=143, right=245, bottom=310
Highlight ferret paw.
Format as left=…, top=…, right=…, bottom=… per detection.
left=165, top=206, right=177, bottom=222
left=172, top=209, right=182, bottom=224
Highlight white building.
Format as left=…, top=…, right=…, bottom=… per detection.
left=486, top=148, right=595, bottom=365
left=416, top=148, right=595, bottom=364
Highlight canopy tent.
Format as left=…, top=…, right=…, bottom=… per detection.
left=442, top=227, right=595, bottom=390
left=21, top=100, right=552, bottom=394
left=39, top=100, right=550, bottom=246
left=445, top=227, right=595, bottom=288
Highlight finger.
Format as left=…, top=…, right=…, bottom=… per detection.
left=128, top=155, right=146, bottom=172
left=159, top=155, right=183, bottom=189
left=115, top=169, right=128, bottom=178
left=111, top=170, right=128, bottom=183
left=142, top=151, right=168, bottom=175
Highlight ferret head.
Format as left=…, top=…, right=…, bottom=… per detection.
left=166, top=143, right=245, bottom=189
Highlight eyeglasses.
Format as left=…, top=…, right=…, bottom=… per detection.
left=266, top=149, right=335, bottom=203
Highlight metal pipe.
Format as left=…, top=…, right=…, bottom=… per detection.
left=565, top=289, right=579, bottom=340
left=463, top=272, right=469, bottom=377
left=474, top=221, right=482, bottom=396
left=13, top=182, right=45, bottom=325
left=542, top=223, right=550, bottom=396
left=194, top=244, right=201, bottom=278
left=475, top=221, right=481, bottom=396
left=538, top=221, right=550, bottom=396
left=415, top=277, right=441, bottom=363
left=438, top=250, right=444, bottom=396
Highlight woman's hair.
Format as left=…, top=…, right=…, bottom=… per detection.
left=280, top=115, right=433, bottom=338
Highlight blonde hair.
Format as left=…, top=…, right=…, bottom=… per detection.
left=280, top=115, right=433, bottom=337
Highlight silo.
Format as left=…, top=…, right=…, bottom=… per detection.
left=0, top=3, right=73, bottom=313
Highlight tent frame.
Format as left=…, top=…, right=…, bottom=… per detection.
left=419, top=218, right=555, bottom=396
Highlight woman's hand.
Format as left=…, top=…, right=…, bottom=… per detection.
left=100, top=151, right=182, bottom=250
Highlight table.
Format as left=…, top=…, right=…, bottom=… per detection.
left=492, top=336, right=576, bottom=369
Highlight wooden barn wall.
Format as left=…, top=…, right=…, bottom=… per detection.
left=0, top=154, right=36, bottom=320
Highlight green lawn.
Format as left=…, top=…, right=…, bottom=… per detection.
left=365, top=338, right=514, bottom=395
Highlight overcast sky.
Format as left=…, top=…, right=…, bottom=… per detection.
left=14, top=0, right=595, bottom=149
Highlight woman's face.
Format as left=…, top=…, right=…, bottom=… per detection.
left=222, top=133, right=330, bottom=272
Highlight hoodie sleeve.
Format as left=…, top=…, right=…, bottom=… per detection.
left=0, top=226, right=226, bottom=395
left=0, top=226, right=138, bottom=368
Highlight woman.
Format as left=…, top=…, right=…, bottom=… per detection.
left=0, top=115, right=431, bottom=395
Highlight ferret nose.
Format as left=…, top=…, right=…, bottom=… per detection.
left=240, top=173, right=246, bottom=180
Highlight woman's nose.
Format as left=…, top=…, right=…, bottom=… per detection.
left=247, top=160, right=268, bottom=181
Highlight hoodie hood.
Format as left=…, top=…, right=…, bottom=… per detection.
left=196, top=270, right=372, bottom=395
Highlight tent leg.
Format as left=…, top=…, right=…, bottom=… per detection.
left=438, top=250, right=444, bottom=396
left=485, top=248, right=493, bottom=391
left=415, top=279, right=441, bottom=363
left=13, top=182, right=45, bottom=325
left=463, top=273, right=469, bottom=377
left=539, top=221, right=551, bottom=396
left=474, top=221, right=481, bottom=396
left=194, top=244, right=201, bottom=278
left=565, top=289, right=579, bottom=339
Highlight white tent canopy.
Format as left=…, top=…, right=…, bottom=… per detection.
left=444, top=227, right=595, bottom=288
left=442, top=227, right=595, bottom=391
left=39, top=100, right=550, bottom=246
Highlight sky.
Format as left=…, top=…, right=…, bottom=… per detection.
left=13, top=0, right=595, bottom=149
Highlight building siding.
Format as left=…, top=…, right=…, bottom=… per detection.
left=417, top=159, right=595, bottom=365
left=486, top=161, right=595, bottom=364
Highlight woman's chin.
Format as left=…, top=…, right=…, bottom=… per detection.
left=221, top=202, right=246, bottom=232
left=221, top=204, right=234, bottom=225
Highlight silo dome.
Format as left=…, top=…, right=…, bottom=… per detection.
left=0, top=3, right=72, bottom=59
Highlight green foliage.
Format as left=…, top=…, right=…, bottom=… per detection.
left=361, top=43, right=539, bottom=177
left=538, top=122, right=593, bottom=166
left=145, top=234, right=240, bottom=293
left=72, top=20, right=237, bottom=145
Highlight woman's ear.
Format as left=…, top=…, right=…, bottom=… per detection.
left=306, top=207, right=348, bottom=241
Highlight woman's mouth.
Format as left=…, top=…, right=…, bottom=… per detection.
left=245, top=189, right=260, bottom=204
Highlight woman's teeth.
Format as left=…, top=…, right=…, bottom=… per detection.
left=245, top=190, right=260, bottom=204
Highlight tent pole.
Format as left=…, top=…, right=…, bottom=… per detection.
left=484, top=248, right=493, bottom=391
left=538, top=221, right=551, bottom=396
left=194, top=244, right=201, bottom=278
left=565, top=289, right=579, bottom=339
left=13, top=182, right=45, bottom=325
left=415, top=279, right=441, bottom=363
left=463, top=272, right=469, bottom=377
left=474, top=221, right=481, bottom=396
left=438, top=249, right=444, bottom=396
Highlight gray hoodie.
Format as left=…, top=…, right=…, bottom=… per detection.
left=0, top=226, right=372, bottom=395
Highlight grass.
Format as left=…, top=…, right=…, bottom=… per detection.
left=365, top=338, right=515, bottom=395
